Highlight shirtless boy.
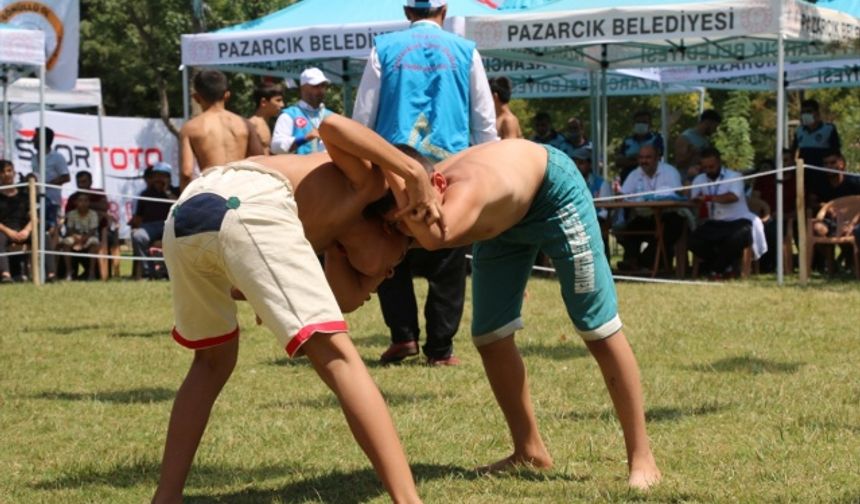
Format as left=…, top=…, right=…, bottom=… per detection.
left=179, top=69, right=264, bottom=191
left=381, top=140, right=661, bottom=490
left=248, top=82, right=285, bottom=155
left=151, top=114, right=443, bottom=504
left=489, top=76, right=522, bottom=140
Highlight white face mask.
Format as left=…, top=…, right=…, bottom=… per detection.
left=633, top=122, right=649, bottom=135
left=801, top=113, right=815, bottom=126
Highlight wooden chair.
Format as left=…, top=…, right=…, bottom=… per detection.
left=806, top=195, right=860, bottom=279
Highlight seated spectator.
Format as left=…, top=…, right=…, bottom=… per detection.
left=530, top=111, right=575, bottom=158
left=819, top=151, right=860, bottom=204
left=753, top=150, right=797, bottom=272
left=616, top=110, right=665, bottom=184
left=0, top=160, right=32, bottom=283
left=59, top=193, right=100, bottom=280
left=689, top=147, right=767, bottom=278
left=131, top=162, right=176, bottom=280
left=66, top=170, right=120, bottom=280
left=613, top=144, right=685, bottom=271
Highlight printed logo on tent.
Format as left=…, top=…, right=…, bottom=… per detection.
left=188, top=40, right=217, bottom=64
left=0, top=1, right=64, bottom=70
left=470, top=21, right=505, bottom=47
left=295, top=117, right=308, bottom=128
left=740, top=7, right=772, bottom=34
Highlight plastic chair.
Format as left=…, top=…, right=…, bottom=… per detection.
left=806, top=195, right=860, bottom=279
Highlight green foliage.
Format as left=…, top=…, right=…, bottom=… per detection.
left=713, top=91, right=756, bottom=170
left=80, top=0, right=297, bottom=118
left=1, top=278, right=859, bottom=502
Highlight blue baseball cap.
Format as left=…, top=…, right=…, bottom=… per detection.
left=152, top=162, right=172, bottom=174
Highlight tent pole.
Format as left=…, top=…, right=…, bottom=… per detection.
left=776, top=32, right=786, bottom=286
left=97, top=104, right=106, bottom=189
left=182, top=65, right=190, bottom=121
left=601, top=68, right=608, bottom=179
left=341, top=59, right=353, bottom=117
left=2, top=74, right=10, bottom=159
left=660, top=83, right=669, bottom=161
left=698, top=88, right=706, bottom=115
left=589, top=71, right=598, bottom=171
left=38, top=64, right=47, bottom=283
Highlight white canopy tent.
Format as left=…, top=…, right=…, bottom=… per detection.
left=0, top=24, right=48, bottom=282
left=465, top=0, right=860, bottom=284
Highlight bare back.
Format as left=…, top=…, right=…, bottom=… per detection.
left=248, top=153, right=386, bottom=252
left=248, top=115, right=272, bottom=154
left=185, top=109, right=253, bottom=169
left=435, top=139, right=547, bottom=245
left=496, top=110, right=523, bottom=140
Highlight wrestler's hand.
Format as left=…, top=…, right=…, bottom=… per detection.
left=395, top=172, right=447, bottom=239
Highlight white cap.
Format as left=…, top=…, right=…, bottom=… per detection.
left=405, top=0, right=447, bottom=7
left=300, top=67, right=329, bottom=87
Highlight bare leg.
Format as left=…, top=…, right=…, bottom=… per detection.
left=98, top=229, right=108, bottom=281
left=302, top=332, right=421, bottom=504
left=152, top=337, right=239, bottom=504
left=585, top=331, right=661, bottom=490
left=475, top=335, right=552, bottom=473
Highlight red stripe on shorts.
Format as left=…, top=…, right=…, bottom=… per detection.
left=172, top=326, right=239, bottom=349
left=285, top=320, right=348, bottom=357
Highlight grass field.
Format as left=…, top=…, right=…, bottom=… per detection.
left=1, top=276, right=859, bottom=503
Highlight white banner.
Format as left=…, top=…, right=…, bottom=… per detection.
left=466, top=0, right=776, bottom=50
left=2, top=111, right=180, bottom=239
left=0, top=0, right=79, bottom=90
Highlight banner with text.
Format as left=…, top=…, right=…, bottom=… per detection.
left=466, top=0, right=775, bottom=50
left=3, top=111, right=180, bottom=239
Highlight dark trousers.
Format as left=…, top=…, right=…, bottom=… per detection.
left=759, top=217, right=798, bottom=273
left=689, top=219, right=752, bottom=274
left=376, top=246, right=468, bottom=360
left=620, top=212, right=684, bottom=266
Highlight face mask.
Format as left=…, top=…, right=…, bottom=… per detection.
left=633, top=122, right=649, bottom=135
left=801, top=113, right=815, bottom=126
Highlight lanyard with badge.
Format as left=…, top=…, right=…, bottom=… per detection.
left=701, top=170, right=724, bottom=218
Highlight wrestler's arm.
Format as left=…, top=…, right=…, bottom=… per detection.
left=324, top=247, right=387, bottom=313
left=397, top=182, right=483, bottom=250
left=319, top=114, right=445, bottom=231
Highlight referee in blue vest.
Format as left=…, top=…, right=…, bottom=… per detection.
left=353, top=0, right=497, bottom=366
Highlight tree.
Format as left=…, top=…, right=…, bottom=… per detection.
left=713, top=91, right=755, bottom=170
left=80, top=0, right=296, bottom=135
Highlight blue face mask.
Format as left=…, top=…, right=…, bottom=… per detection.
left=633, top=122, right=649, bottom=135
left=801, top=113, right=815, bottom=126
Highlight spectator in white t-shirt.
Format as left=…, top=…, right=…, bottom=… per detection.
left=60, top=193, right=100, bottom=280
left=613, top=144, right=685, bottom=271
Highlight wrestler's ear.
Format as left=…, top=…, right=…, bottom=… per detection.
left=223, top=90, right=232, bottom=103
left=430, top=171, right=447, bottom=193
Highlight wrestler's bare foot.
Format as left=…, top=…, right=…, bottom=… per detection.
left=628, top=456, right=661, bottom=490
left=476, top=452, right=553, bottom=474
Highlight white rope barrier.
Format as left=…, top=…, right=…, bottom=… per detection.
left=803, top=164, right=860, bottom=177
left=42, top=250, right=165, bottom=262
left=39, top=183, right=175, bottom=203
left=593, top=166, right=796, bottom=203
left=0, top=182, right=30, bottom=190
left=0, top=250, right=27, bottom=258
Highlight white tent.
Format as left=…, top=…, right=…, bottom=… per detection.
left=1, top=24, right=49, bottom=282
left=465, top=0, right=860, bottom=284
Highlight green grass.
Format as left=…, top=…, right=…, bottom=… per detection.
left=1, top=277, right=859, bottom=503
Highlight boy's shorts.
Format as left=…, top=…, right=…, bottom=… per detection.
left=471, top=145, right=621, bottom=346
left=162, top=161, right=346, bottom=357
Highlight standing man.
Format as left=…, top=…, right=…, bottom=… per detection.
left=489, top=76, right=522, bottom=139
left=31, top=127, right=70, bottom=282
left=616, top=110, right=664, bottom=184
left=271, top=68, right=333, bottom=155
left=353, top=0, right=497, bottom=366
left=791, top=99, right=841, bottom=205
left=565, top=116, right=591, bottom=151
left=248, top=82, right=285, bottom=155
left=674, top=109, right=721, bottom=181
left=179, top=70, right=264, bottom=191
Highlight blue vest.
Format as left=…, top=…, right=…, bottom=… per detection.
left=282, top=104, right=333, bottom=155
left=795, top=122, right=838, bottom=168
left=373, top=23, right=474, bottom=161
left=620, top=132, right=664, bottom=158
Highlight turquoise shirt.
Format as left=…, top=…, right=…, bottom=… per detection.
left=281, top=104, right=333, bottom=155
left=373, top=23, right=474, bottom=161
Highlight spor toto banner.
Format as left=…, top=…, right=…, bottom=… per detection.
left=4, top=111, right=180, bottom=239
